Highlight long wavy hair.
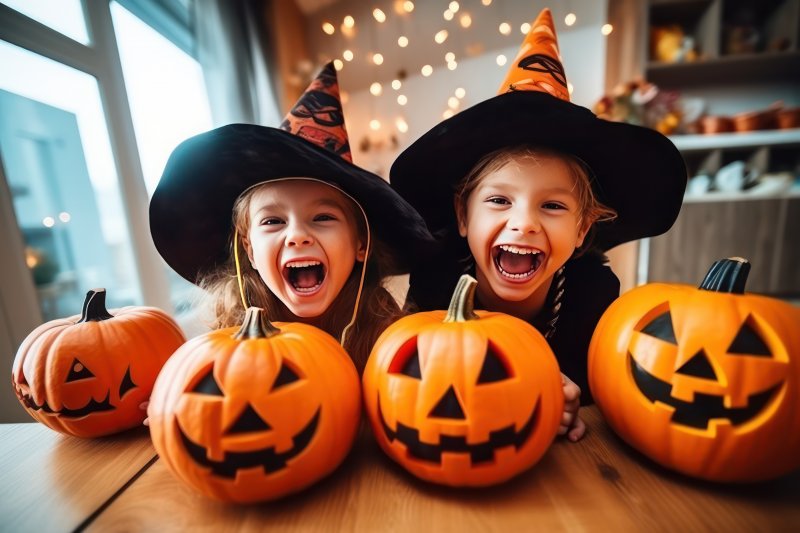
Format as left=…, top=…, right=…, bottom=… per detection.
left=199, top=182, right=402, bottom=373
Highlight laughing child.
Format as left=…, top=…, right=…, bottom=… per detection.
left=150, top=62, right=434, bottom=373
left=390, top=9, right=686, bottom=440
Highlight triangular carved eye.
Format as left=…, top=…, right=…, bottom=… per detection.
left=389, top=337, right=422, bottom=379
left=271, top=363, right=301, bottom=391
left=119, top=366, right=137, bottom=398
left=640, top=310, right=677, bottom=344
left=477, top=342, right=511, bottom=383
left=66, top=358, right=94, bottom=382
left=191, top=368, right=224, bottom=396
left=728, top=318, right=772, bottom=357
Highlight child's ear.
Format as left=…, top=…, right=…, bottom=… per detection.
left=575, top=218, right=591, bottom=249
left=241, top=234, right=256, bottom=267
left=454, top=198, right=468, bottom=238
left=356, top=240, right=367, bottom=262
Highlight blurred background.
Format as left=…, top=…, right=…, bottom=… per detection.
left=1, top=0, right=798, bottom=421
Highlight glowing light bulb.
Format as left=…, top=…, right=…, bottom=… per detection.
left=565, top=13, right=577, bottom=26
left=448, top=96, right=459, bottom=109
left=397, top=94, right=408, bottom=105
left=373, top=8, right=386, bottom=23
left=496, top=54, right=507, bottom=66
left=445, top=52, right=455, bottom=62
left=392, top=79, right=402, bottom=90
left=396, top=117, right=408, bottom=133
left=443, top=9, right=454, bottom=21
left=43, top=216, right=55, bottom=228
left=403, top=1, right=414, bottom=13
left=370, top=82, right=382, bottom=96
left=449, top=2, right=460, bottom=13
left=460, top=14, right=472, bottom=28
left=455, top=87, right=466, bottom=99
left=601, top=24, right=613, bottom=36
left=333, top=59, right=344, bottom=70
left=520, top=22, right=531, bottom=34
left=370, top=119, right=381, bottom=130
left=343, top=15, right=355, bottom=28
left=398, top=35, right=409, bottom=47
left=372, top=53, right=384, bottom=65
left=499, top=22, right=511, bottom=35
left=421, top=64, right=433, bottom=76
left=481, top=0, right=492, bottom=5
left=343, top=49, right=354, bottom=61
left=447, top=61, right=457, bottom=70
left=59, top=212, right=71, bottom=223
left=443, top=109, right=455, bottom=119
left=435, top=30, right=448, bottom=44
left=322, top=22, right=335, bottom=35
left=568, top=82, right=574, bottom=95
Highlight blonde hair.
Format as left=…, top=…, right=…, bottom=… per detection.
left=454, top=145, right=617, bottom=254
left=200, top=183, right=402, bottom=373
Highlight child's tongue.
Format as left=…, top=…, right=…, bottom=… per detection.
left=498, top=250, right=535, bottom=274
left=291, top=266, right=323, bottom=289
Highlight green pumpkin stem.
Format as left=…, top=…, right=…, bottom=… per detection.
left=234, top=307, right=281, bottom=339
left=699, top=257, right=751, bottom=294
left=77, top=289, right=114, bottom=323
left=444, top=275, right=480, bottom=323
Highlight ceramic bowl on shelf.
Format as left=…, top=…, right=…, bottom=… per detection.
left=699, top=115, right=734, bottom=134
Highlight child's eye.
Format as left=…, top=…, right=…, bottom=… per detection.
left=314, top=214, right=337, bottom=222
left=486, top=196, right=510, bottom=205
left=260, top=217, right=284, bottom=225
left=542, top=202, right=567, bottom=210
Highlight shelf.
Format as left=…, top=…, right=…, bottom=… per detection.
left=646, top=51, right=800, bottom=87
left=669, top=128, right=800, bottom=151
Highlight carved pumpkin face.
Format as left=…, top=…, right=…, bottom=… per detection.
left=589, top=258, right=800, bottom=481
left=148, top=308, right=360, bottom=502
left=363, top=276, right=563, bottom=487
left=12, top=289, right=185, bottom=437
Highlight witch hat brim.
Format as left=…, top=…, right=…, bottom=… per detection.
left=391, top=91, right=686, bottom=251
left=150, top=64, right=435, bottom=284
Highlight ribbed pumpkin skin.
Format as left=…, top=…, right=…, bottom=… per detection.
left=148, top=316, right=360, bottom=503
left=589, top=281, right=800, bottom=482
left=12, top=299, right=185, bottom=438
left=363, top=287, right=563, bottom=487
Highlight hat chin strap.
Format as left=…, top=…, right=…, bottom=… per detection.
left=232, top=192, right=371, bottom=349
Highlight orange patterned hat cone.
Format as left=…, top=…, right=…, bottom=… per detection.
left=498, top=8, right=570, bottom=102
left=279, top=62, right=353, bottom=162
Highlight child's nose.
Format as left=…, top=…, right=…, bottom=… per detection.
left=508, top=210, right=541, bottom=233
left=285, top=223, right=314, bottom=247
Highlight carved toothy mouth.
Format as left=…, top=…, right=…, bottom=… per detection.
left=18, top=389, right=115, bottom=418
left=177, top=408, right=320, bottom=478
left=377, top=399, right=540, bottom=464
left=629, top=354, right=780, bottom=429
left=492, top=245, right=544, bottom=282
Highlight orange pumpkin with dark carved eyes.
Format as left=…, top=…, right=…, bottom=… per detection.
left=363, top=275, right=563, bottom=487
left=12, top=289, right=185, bottom=437
left=589, top=258, right=800, bottom=481
left=148, top=307, right=360, bottom=502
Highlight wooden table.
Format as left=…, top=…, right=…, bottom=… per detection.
left=2, top=407, right=799, bottom=532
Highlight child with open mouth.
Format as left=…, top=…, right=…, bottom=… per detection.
left=391, top=9, right=686, bottom=441
left=150, top=62, right=434, bottom=373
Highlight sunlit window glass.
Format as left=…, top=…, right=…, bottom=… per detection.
left=2, top=0, right=90, bottom=45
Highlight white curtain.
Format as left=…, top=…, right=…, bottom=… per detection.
left=193, top=0, right=280, bottom=126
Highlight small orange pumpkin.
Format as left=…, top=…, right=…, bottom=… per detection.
left=363, top=275, right=563, bottom=487
left=12, top=289, right=185, bottom=437
left=589, top=258, right=800, bottom=481
left=148, top=307, right=360, bottom=502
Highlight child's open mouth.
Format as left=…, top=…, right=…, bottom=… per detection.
left=492, top=244, right=543, bottom=282
left=283, top=260, right=326, bottom=295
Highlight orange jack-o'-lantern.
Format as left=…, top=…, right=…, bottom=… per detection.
left=148, top=307, right=360, bottom=502
left=589, top=258, right=800, bottom=481
left=12, top=289, right=185, bottom=437
left=363, top=275, right=563, bottom=487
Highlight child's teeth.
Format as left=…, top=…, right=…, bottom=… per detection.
left=499, top=245, right=539, bottom=256
left=287, top=260, right=321, bottom=268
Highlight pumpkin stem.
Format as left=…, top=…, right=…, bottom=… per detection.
left=234, top=307, right=281, bottom=339
left=77, top=289, right=114, bottom=323
left=699, top=257, right=750, bottom=294
left=444, top=275, right=480, bottom=323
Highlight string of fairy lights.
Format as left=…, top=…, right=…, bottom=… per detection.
left=318, top=1, right=614, bottom=145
